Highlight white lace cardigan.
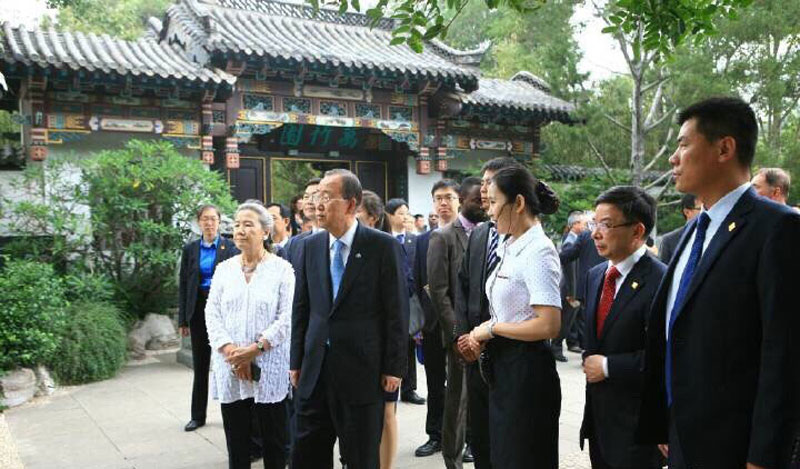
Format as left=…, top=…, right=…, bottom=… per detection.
left=205, top=254, right=294, bottom=404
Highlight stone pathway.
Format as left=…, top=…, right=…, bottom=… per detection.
left=3, top=351, right=591, bottom=468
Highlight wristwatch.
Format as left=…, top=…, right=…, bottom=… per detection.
left=255, top=340, right=265, bottom=353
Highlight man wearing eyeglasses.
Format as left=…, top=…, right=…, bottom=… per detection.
left=658, top=194, right=702, bottom=264
left=579, top=186, right=667, bottom=469
left=284, top=178, right=323, bottom=265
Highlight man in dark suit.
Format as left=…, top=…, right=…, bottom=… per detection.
left=658, top=194, right=701, bottom=264
left=560, top=217, right=606, bottom=352
left=290, top=169, right=408, bottom=469
left=751, top=167, right=791, bottom=205
left=453, top=156, right=522, bottom=469
left=637, top=97, right=800, bottom=469
left=284, top=178, right=322, bottom=265
left=178, top=205, right=239, bottom=431
left=551, top=210, right=587, bottom=362
left=428, top=177, right=484, bottom=469
left=385, top=198, right=424, bottom=405
left=578, top=186, right=666, bottom=469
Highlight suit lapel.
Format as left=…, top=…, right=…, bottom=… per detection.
left=584, top=266, right=604, bottom=350
left=331, top=224, right=367, bottom=314
left=477, top=224, right=491, bottom=284
left=308, top=233, right=333, bottom=314
left=671, top=190, right=754, bottom=323
left=599, top=256, right=651, bottom=345
left=454, top=219, right=468, bottom=251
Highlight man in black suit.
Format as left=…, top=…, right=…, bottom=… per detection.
left=284, top=178, right=322, bottom=265
left=578, top=186, right=666, bottom=469
left=290, top=169, right=408, bottom=469
left=453, top=156, right=522, bottom=469
left=637, top=97, right=800, bottom=469
left=551, top=210, right=587, bottom=362
left=559, top=215, right=606, bottom=352
left=385, top=198, right=424, bottom=405
left=178, top=205, right=239, bottom=432
left=657, top=194, right=701, bottom=264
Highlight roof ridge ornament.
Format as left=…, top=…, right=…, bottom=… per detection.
left=510, top=71, right=551, bottom=93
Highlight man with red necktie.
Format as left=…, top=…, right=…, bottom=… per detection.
left=579, top=186, right=666, bottom=469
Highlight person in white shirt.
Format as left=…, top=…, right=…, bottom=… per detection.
left=467, top=166, right=562, bottom=469
left=205, top=202, right=294, bottom=469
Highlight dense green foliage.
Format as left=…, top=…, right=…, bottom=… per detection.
left=44, top=0, right=172, bottom=40
left=0, top=261, right=67, bottom=370
left=2, top=140, right=236, bottom=320
left=47, top=301, right=128, bottom=384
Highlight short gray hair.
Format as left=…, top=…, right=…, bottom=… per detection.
left=567, top=211, right=585, bottom=228
left=324, top=168, right=362, bottom=206
left=757, top=167, right=791, bottom=197
left=235, top=202, right=273, bottom=234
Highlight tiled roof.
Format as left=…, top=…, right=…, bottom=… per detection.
left=163, top=0, right=483, bottom=89
left=0, top=23, right=236, bottom=85
left=461, top=71, right=575, bottom=121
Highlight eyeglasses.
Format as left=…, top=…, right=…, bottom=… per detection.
left=433, top=195, right=458, bottom=203
left=312, top=193, right=345, bottom=204
left=302, top=192, right=318, bottom=201
left=588, top=221, right=635, bottom=232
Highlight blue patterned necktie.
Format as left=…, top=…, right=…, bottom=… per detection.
left=666, top=212, right=711, bottom=405
left=486, top=225, right=500, bottom=276
left=330, top=240, right=345, bottom=301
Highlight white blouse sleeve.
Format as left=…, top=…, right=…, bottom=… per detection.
left=205, top=263, right=234, bottom=351
left=260, top=261, right=294, bottom=347
left=523, top=244, right=562, bottom=309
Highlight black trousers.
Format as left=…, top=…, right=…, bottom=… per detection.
left=220, top=398, right=288, bottom=469
left=567, top=305, right=586, bottom=349
left=401, top=336, right=417, bottom=394
left=422, top=322, right=446, bottom=441
left=551, top=301, right=577, bottom=353
left=292, top=362, right=384, bottom=469
left=189, top=292, right=211, bottom=422
left=588, top=437, right=662, bottom=469
left=667, top=414, right=687, bottom=469
left=466, top=363, right=492, bottom=469
left=488, top=339, right=560, bottom=469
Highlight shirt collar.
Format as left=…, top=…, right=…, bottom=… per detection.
left=503, top=223, right=544, bottom=257
left=703, top=182, right=751, bottom=226
left=392, top=231, right=405, bottom=239
left=329, top=220, right=359, bottom=249
left=609, top=244, right=648, bottom=276
left=458, top=213, right=477, bottom=234
left=200, top=235, right=219, bottom=249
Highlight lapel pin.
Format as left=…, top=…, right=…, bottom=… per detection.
left=220, top=245, right=225, bottom=250
left=631, top=281, right=639, bottom=290
left=728, top=222, right=736, bottom=232
left=355, top=253, right=362, bottom=259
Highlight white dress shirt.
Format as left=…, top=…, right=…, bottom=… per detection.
left=205, top=254, right=295, bottom=404
left=486, top=223, right=562, bottom=324
left=601, top=244, right=648, bottom=377
left=665, top=182, right=751, bottom=338
left=328, top=220, right=359, bottom=267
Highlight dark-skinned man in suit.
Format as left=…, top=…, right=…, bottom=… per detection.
left=428, top=177, right=484, bottom=469
left=579, top=186, right=666, bottom=469
left=453, top=156, right=523, bottom=469
left=290, top=169, right=408, bottom=469
left=637, top=97, right=800, bottom=469
left=657, top=194, right=702, bottom=264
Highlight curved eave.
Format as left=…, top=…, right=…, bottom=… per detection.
left=461, top=102, right=575, bottom=125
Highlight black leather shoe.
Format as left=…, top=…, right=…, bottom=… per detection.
left=462, top=444, right=474, bottom=463
left=184, top=420, right=205, bottom=431
left=401, top=391, right=426, bottom=405
left=415, top=438, right=442, bottom=457
left=567, top=344, right=584, bottom=354
left=553, top=351, right=568, bottom=362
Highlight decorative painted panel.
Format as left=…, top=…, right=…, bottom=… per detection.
left=89, top=117, right=164, bottom=133
left=320, top=100, right=347, bottom=117
left=93, top=104, right=126, bottom=116
left=165, top=120, right=200, bottom=135
left=129, top=108, right=161, bottom=119
left=390, top=94, right=418, bottom=107
left=162, top=99, right=195, bottom=108
left=388, top=106, right=412, bottom=122
left=283, top=97, right=311, bottom=114
left=167, top=110, right=197, bottom=121
left=212, top=110, right=227, bottom=124
left=46, top=113, right=87, bottom=130
left=355, top=104, right=381, bottom=119
left=243, top=94, right=274, bottom=111
left=50, top=103, right=83, bottom=114
left=304, top=85, right=364, bottom=101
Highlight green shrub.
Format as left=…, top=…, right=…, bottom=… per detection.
left=63, top=271, right=114, bottom=303
left=47, top=301, right=127, bottom=384
left=0, top=260, right=67, bottom=370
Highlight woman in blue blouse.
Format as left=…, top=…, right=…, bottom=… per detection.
left=178, top=204, right=239, bottom=432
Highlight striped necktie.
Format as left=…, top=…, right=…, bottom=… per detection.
left=486, top=225, right=500, bottom=276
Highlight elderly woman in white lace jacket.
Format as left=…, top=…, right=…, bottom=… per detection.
left=205, top=202, right=294, bottom=469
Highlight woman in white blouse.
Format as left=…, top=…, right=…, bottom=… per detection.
left=205, top=202, right=294, bottom=469
left=468, top=166, right=563, bottom=468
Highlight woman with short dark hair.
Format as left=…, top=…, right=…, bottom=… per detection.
left=178, top=204, right=239, bottom=432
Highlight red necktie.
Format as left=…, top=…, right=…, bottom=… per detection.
left=596, top=265, right=621, bottom=338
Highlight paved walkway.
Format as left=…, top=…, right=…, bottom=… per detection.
left=3, top=350, right=591, bottom=468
